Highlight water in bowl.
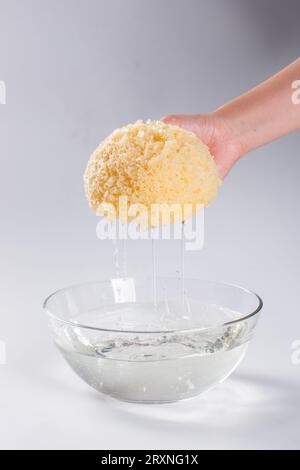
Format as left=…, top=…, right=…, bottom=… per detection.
left=51, top=302, right=249, bottom=403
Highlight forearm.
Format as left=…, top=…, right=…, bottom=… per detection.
left=215, top=58, right=300, bottom=155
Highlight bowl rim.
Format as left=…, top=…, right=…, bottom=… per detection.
left=43, top=277, right=263, bottom=334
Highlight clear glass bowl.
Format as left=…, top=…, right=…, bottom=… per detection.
left=43, top=277, right=262, bottom=403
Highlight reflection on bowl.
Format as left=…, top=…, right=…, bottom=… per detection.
left=44, top=278, right=262, bottom=404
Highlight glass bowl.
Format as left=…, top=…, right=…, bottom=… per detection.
left=43, top=277, right=262, bottom=404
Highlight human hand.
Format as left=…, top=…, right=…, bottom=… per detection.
left=162, top=59, right=300, bottom=178
left=161, top=113, right=244, bottom=178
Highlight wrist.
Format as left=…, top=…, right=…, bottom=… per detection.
left=213, top=107, right=252, bottom=158
left=209, top=108, right=248, bottom=168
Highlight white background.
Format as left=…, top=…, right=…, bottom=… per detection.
left=0, top=0, right=299, bottom=450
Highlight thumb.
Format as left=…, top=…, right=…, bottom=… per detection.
left=161, top=114, right=208, bottom=140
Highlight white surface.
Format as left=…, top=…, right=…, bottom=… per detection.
left=1, top=226, right=299, bottom=450
left=1, top=347, right=299, bottom=450
left=0, top=0, right=299, bottom=450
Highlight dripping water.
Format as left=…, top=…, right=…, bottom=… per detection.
left=113, top=234, right=127, bottom=278
left=181, top=221, right=191, bottom=317
left=113, top=238, right=121, bottom=277
left=181, top=221, right=185, bottom=313
left=151, top=230, right=158, bottom=311
left=121, top=238, right=127, bottom=277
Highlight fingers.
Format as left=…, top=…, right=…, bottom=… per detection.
left=213, top=156, right=232, bottom=179
left=161, top=114, right=180, bottom=124
left=161, top=114, right=210, bottom=142
left=161, top=114, right=201, bottom=136
left=161, top=114, right=189, bottom=126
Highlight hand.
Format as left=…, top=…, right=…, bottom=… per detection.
left=162, top=60, right=300, bottom=177
left=162, top=113, right=244, bottom=178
